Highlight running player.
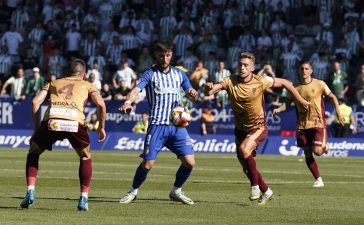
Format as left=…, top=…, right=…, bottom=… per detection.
left=118, top=41, right=198, bottom=205
left=204, top=52, right=310, bottom=205
left=20, top=58, right=106, bottom=211
left=273, top=61, right=344, bottom=187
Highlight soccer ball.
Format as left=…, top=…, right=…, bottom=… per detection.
left=170, top=106, right=191, bottom=127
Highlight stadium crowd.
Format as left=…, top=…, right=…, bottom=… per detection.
left=1, top=0, right=364, bottom=106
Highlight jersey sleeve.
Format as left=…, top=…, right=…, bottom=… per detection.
left=219, top=76, right=230, bottom=90
left=262, top=75, right=274, bottom=90
left=181, top=71, right=192, bottom=91
left=321, top=80, right=332, bottom=96
left=42, top=82, right=50, bottom=91
left=88, top=82, right=99, bottom=94
left=136, top=70, right=152, bottom=90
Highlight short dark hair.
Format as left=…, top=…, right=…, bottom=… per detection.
left=239, top=52, right=255, bottom=63
left=154, top=41, right=173, bottom=54
left=68, top=58, right=86, bottom=77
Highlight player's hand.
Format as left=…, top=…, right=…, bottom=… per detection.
left=118, top=101, right=133, bottom=113
left=299, top=98, right=310, bottom=110
left=272, top=108, right=280, bottom=116
left=204, top=82, right=214, bottom=91
left=337, top=114, right=345, bottom=126
left=187, top=88, right=197, bottom=100
left=97, top=127, right=106, bottom=142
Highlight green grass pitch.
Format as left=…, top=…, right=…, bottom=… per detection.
left=0, top=148, right=363, bottom=225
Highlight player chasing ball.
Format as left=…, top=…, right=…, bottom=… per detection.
left=204, top=52, right=310, bottom=205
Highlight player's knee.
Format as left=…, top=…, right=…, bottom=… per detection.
left=142, top=161, right=154, bottom=170
left=183, top=160, right=195, bottom=169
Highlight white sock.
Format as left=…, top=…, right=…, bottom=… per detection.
left=172, top=186, right=181, bottom=194
left=27, top=185, right=35, bottom=191
left=265, top=188, right=273, bottom=196
left=129, top=188, right=138, bottom=195
left=81, top=192, right=88, bottom=198
left=316, top=177, right=322, bottom=181
left=251, top=185, right=259, bottom=191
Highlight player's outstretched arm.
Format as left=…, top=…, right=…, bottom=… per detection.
left=327, top=92, right=345, bottom=126
left=274, top=78, right=310, bottom=109
left=272, top=100, right=292, bottom=116
left=32, top=89, right=48, bottom=132
left=118, top=87, right=141, bottom=113
left=204, top=82, right=224, bottom=96
left=90, top=91, right=107, bottom=142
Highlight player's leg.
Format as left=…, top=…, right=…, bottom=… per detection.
left=70, top=124, right=93, bottom=211
left=20, top=142, right=46, bottom=208
left=119, top=125, right=165, bottom=203
left=21, top=121, right=52, bottom=209
left=304, top=147, right=324, bottom=187
left=166, top=127, right=195, bottom=205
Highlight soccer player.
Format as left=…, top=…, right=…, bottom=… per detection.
left=20, top=59, right=106, bottom=211
left=204, top=52, right=310, bottom=205
left=118, top=41, right=198, bottom=205
left=273, top=61, right=345, bottom=187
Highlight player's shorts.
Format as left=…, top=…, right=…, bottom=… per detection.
left=31, top=119, right=90, bottom=151
left=235, top=126, right=268, bottom=159
left=296, top=128, right=327, bottom=149
left=140, top=124, right=194, bottom=160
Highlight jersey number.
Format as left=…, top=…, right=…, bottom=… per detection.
left=58, top=84, right=74, bottom=99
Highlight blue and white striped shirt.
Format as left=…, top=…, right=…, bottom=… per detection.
left=136, top=66, right=192, bottom=125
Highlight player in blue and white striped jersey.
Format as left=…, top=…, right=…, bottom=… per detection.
left=118, top=41, right=198, bottom=205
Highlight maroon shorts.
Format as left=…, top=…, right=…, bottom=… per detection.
left=235, top=126, right=268, bottom=158
left=296, top=128, right=327, bottom=149
left=31, top=119, right=90, bottom=150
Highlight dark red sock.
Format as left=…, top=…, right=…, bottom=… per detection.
left=305, top=157, right=320, bottom=179
left=26, top=153, right=39, bottom=186
left=245, top=155, right=258, bottom=186
left=79, top=159, right=92, bottom=193
left=257, top=171, right=268, bottom=192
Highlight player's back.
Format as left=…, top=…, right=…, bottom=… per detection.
left=43, top=77, right=98, bottom=124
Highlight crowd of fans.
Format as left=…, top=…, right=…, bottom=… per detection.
left=1, top=0, right=364, bottom=107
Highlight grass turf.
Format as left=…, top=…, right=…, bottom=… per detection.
left=0, top=148, right=363, bottom=225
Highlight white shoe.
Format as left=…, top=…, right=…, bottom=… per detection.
left=313, top=177, right=324, bottom=188
left=249, top=186, right=261, bottom=201
left=257, top=189, right=273, bottom=206
left=119, top=191, right=137, bottom=203
left=169, top=191, right=194, bottom=205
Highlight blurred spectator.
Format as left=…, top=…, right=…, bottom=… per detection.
left=329, top=97, right=357, bottom=137
left=356, top=64, right=364, bottom=106
left=0, top=45, right=12, bottom=82
left=28, top=21, right=45, bottom=58
left=226, top=17, right=244, bottom=44
left=190, top=60, right=208, bottom=90
left=114, top=79, right=130, bottom=100
left=11, top=3, right=29, bottom=34
left=120, top=26, right=141, bottom=62
left=25, top=67, right=45, bottom=97
left=315, top=22, right=334, bottom=50
left=328, top=61, right=348, bottom=99
left=253, top=2, right=270, bottom=34
left=101, top=23, right=119, bottom=46
left=1, top=23, right=23, bottom=64
left=158, top=9, right=177, bottom=42
left=177, top=47, right=198, bottom=75
left=226, top=40, right=241, bottom=72
left=238, top=26, right=256, bottom=53
left=0, top=0, right=11, bottom=33
left=280, top=43, right=301, bottom=83
left=87, top=112, right=99, bottom=131
left=205, top=51, right=219, bottom=82
left=112, top=58, right=137, bottom=89
left=106, top=35, right=123, bottom=72
left=65, top=23, right=82, bottom=59
left=173, top=26, right=193, bottom=60
left=137, top=45, right=153, bottom=74
left=21, top=47, right=39, bottom=77
left=311, top=51, right=330, bottom=82
left=132, top=112, right=148, bottom=133
left=88, top=72, right=102, bottom=91
left=48, top=48, right=66, bottom=78
left=134, top=11, right=154, bottom=44
left=198, top=32, right=218, bottom=62
left=100, top=83, right=113, bottom=101
left=81, top=30, right=100, bottom=60
left=201, top=107, right=216, bottom=135
left=1, top=67, right=26, bottom=100
left=87, top=47, right=106, bottom=76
